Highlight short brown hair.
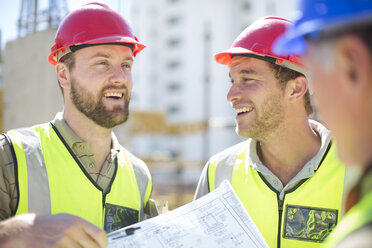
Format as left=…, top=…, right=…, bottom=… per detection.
left=269, top=63, right=313, bottom=115
left=59, top=52, right=75, bottom=71
left=56, top=52, right=76, bottom=98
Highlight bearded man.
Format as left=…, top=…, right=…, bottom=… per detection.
left=0, top=3, right=154, bottom=247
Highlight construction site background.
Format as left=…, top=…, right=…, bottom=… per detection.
left=2, top=29, right=204, bottom=209
left=0, top=0, right=300, bottom=210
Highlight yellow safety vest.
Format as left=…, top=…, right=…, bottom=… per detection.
left=324, top=188, right=372, bottom=247
left=7, top=123, right=152, bottom=232
left=208, top=144, right=345, bottom=248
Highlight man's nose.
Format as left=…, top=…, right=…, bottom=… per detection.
left=110, top=66, right=132, bottom=88
left=227, top=83, right=242, bottom=103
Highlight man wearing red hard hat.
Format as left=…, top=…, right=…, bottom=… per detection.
left=0, top=3, right=155, bottom=247
left=194, top=16, right=348, bottom=248
left=274, top=0, right=372, bottom=247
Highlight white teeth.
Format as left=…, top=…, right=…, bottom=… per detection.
left=235, top=107, right=253, bottom=114
left=105, top=92, right=123, bottom=98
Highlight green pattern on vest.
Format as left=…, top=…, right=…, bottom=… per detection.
left=208, top=144, right=345, bottom=248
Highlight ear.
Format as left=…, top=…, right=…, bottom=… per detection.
left=285, top=75, right=308, bottom=103
left=55, top=62, right=71, bottom=89
left=335, top=35, right=372, bottom=98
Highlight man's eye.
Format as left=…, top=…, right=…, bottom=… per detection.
left=122, top=64, right=132, bottom=69
left=98, top=61, right=108, bottom=65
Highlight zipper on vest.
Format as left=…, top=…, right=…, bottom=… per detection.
left=277, top=197, right=284, bottom=248
left=102, top=192, right=107, bottom=210
left=257, top=172, right=285, bottom=248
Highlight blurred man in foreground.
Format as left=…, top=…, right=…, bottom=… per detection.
left=274, top=0, right=372, bottom=246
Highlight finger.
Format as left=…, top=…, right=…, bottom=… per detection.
left=55, top=234, right=84, bottom=248
left=76, top=219, right=108, bottom=248
left=60, top=220, right=102, bottom=248
left=66, top=230, right=101, bottom=248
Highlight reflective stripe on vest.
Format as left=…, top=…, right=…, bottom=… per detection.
left=7, top=123, right=151, bottom=231
left=208, top=144, right=345, bottom=248
left=324, top=190, right=372, bottom=247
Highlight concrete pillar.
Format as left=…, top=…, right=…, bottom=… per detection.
left=3, top=28, right=63, bottom=131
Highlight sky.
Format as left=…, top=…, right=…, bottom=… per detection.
left=0, top=0, right=126, bottom=49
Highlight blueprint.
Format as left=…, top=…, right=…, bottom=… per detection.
left=107, top=180, right=269, bottom=248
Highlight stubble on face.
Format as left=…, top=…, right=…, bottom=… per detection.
left=236, top=92, right=285, bottom=141
left=70, top=78, right=130, bottom=129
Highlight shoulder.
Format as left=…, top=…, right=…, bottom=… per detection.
left=208, top=139, right=250, bottom=166
left=309, top=119, right=332, bottom=144
left=335, top=223, right=372, bottom=248
left=0, top=133, right=15, bottom=166
left=0, top=133, right=18, bottom=218
left=0, top=133, right=11, bottom=150
left=118, top=145, right=151, bottom=179
left=120, top=146, right=147, bottom=168
left=6, top=124, right=49, bottom=143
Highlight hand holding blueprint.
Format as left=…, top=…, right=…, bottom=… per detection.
left=107, top=180, right=269, bottom=248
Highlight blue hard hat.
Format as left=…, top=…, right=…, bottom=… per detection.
left=273, top=0, right=372, bottom=55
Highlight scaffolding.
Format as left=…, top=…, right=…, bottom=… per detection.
left=18, top=0, right=69, bottom=37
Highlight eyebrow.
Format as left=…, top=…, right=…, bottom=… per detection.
left=229, top=69, right=258, bottom=78
left=89, top=52, right=133, bottom=62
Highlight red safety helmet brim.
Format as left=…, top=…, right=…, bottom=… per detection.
left=48, top=37, right=146, bottom=66
left=214, top=17, right=307, bottom=78
left=48, top=2, right=145, bottom=66
left=215, top=47, right=311, bottom=94
left=215, top=47, right=303, bottom=68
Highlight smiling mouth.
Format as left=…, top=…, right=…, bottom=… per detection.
left=104, top=92, right=123, bottom=99
left=235, top=107, right=254, bottom=116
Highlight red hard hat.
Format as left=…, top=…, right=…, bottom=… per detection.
left=215, top=17, right=307, bottom=76
left=48, top=2, right=145, bottom=65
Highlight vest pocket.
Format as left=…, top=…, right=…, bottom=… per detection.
left=104, top=203, right=139, bottom=233
left=282, top=204, right=338, bottom=242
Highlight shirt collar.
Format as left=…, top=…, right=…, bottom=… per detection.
left=245, top=119, right=333, bottom=176
left=51, top=112, right=121, bottom=153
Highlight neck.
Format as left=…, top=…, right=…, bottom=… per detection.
left=62, top=109, right=112, bottom=170
left=257, top=119, right=321, bottom=186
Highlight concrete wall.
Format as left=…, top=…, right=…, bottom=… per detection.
left=3, top=29, right=63, bottom=131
